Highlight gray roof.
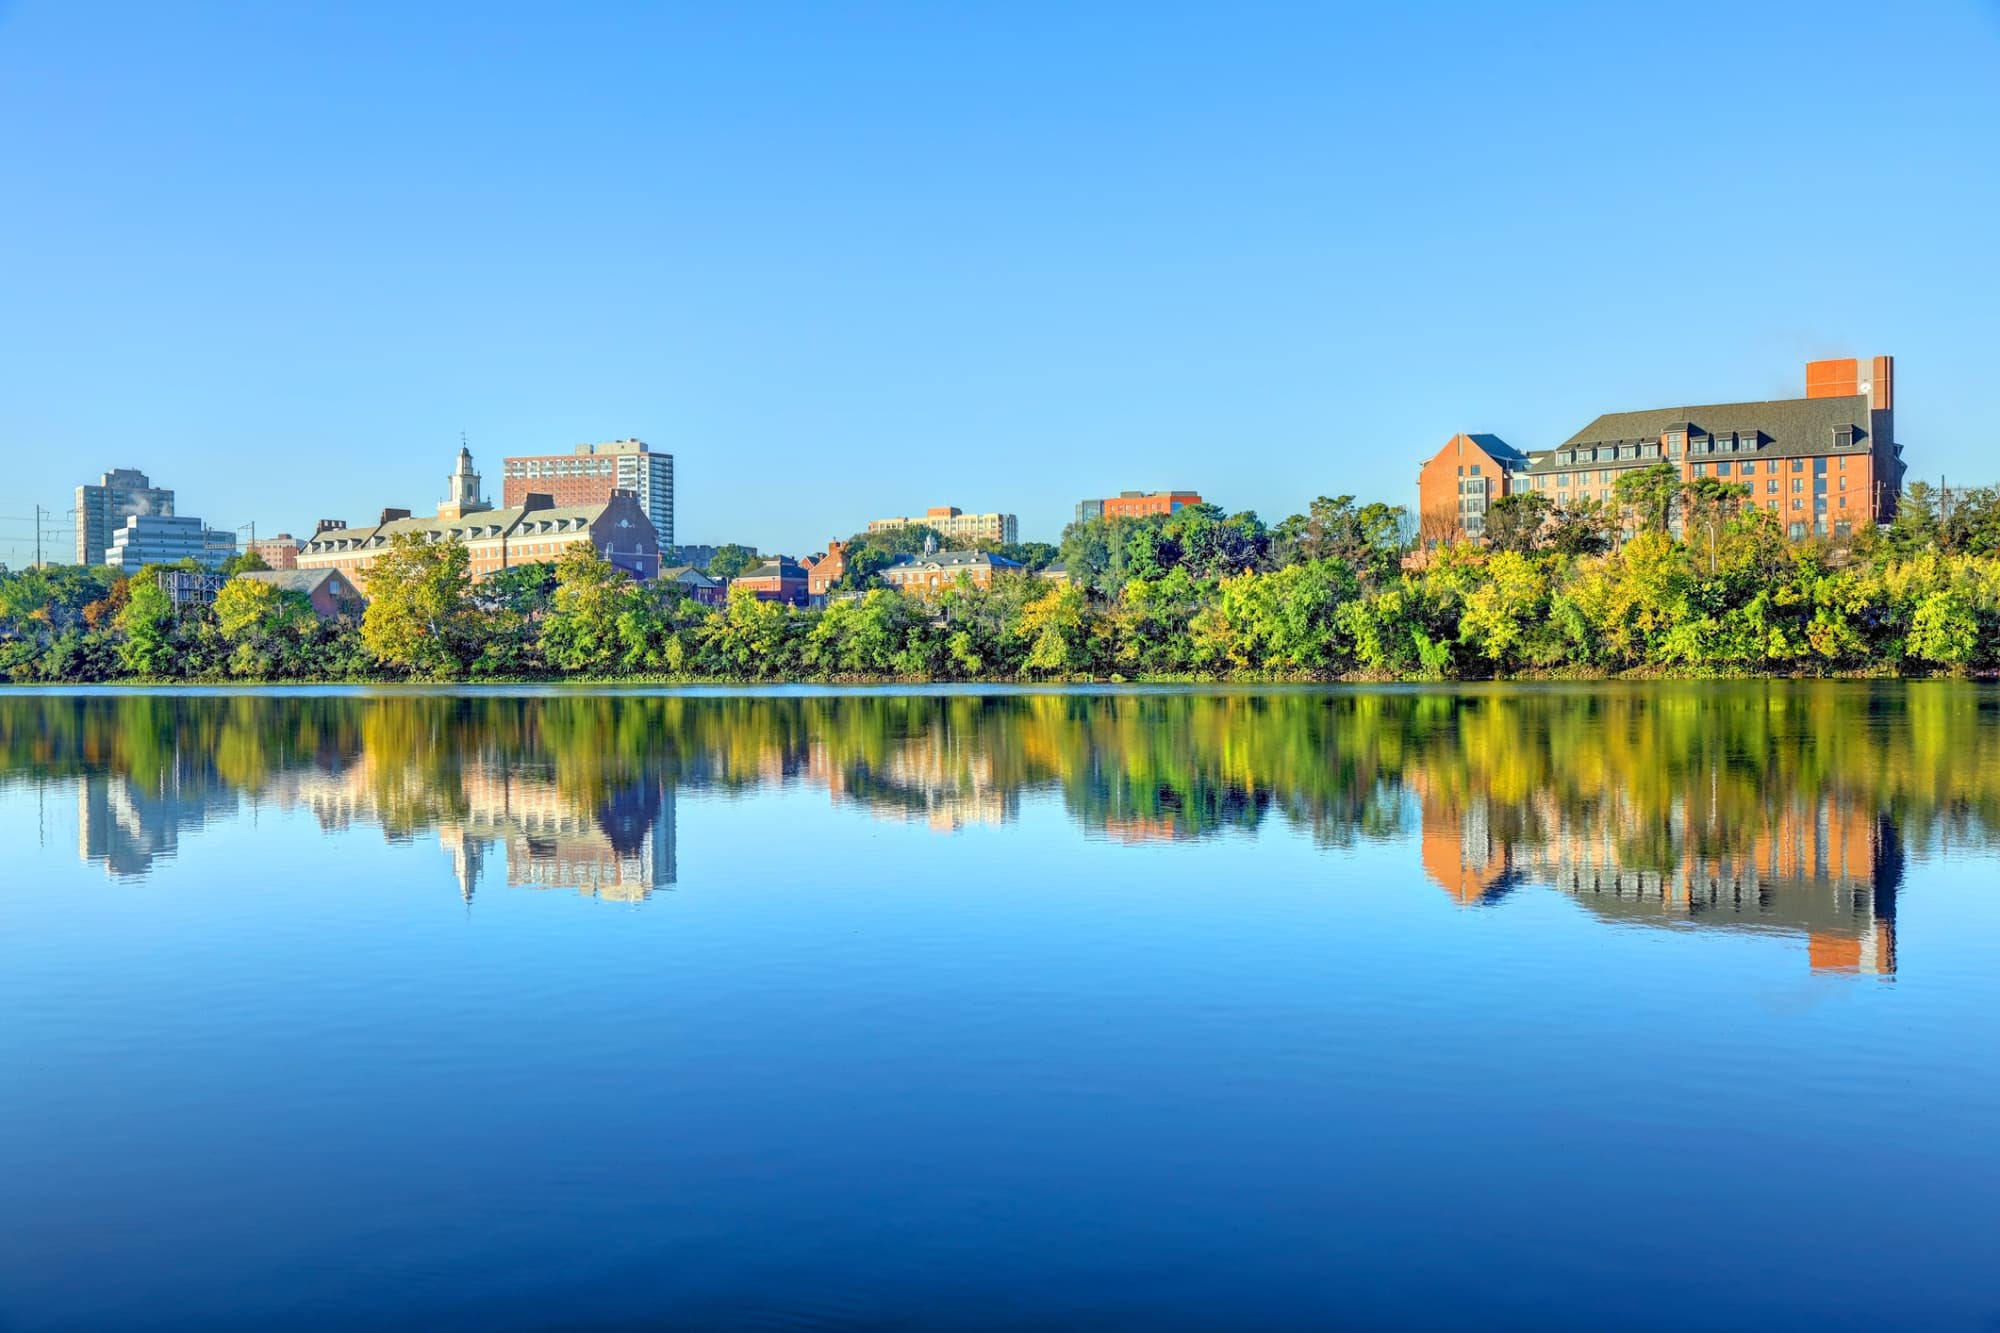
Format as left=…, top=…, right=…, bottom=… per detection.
left=301, top=496, right=644, bottom=555
left=884, top=550, right=1023, bottom=573
left=658, top=564, right=720, bottom=587
left=738, top=559, right=807, bottom=580
left=237, top=568, right=358, bottom=597
left=1465, top=433, right=1527, bottom=462
left=1524, top=394, right=1877, bottom=473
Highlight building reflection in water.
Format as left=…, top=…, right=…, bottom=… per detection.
left=73, top=752, right=677, bottom=905
left=30, top=686, right=1992, bottom=978
left=75, top=772, right=241, bottom=880
left=441, top=768, right=676, bottom=904
left=1417, top=778, right=1900, bottom=976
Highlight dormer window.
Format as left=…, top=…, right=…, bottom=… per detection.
left=1833, top=427, right=1855, bottom=449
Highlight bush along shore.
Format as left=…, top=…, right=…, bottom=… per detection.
left=5, top=482, right=2000, bottom=684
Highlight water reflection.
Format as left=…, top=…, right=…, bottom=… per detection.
left=6, top=686, right=1995, bottom=972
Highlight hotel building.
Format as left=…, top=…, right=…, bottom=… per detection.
left=1418, top=356, right=1905, bottom=542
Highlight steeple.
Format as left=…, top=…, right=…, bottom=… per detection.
left=438, top=436, right=492, bottom=519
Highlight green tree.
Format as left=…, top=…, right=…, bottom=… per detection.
left=1682, top=477, right=1750, bottom=573
left=360, top=533, right=475, bottom=677
left=1614, top=463, right=1684, bottom=536
left=539, top=545, right=639, bottom=673
left=1545, top=498, right=1614, bottom=557
left=114, top=577, right=179, bottom=677
left=1484, top=492, right=1553, bottom=555
left=704, top=544, right=761, bottom=581
left=214, top=577, right=280, bottom=640
left=1019, top=583, right=1096, bottom=676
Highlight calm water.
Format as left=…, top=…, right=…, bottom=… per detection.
left=2, top=684, right=1998, bottom=1331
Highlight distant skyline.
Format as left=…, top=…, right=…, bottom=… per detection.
left=4, top=0, right=1999, bottom=565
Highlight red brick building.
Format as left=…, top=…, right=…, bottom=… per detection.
left=878, top=550, right=1023, bottom=595
left=1414, top=434, right=1528, bottom=545
left=806, top=539, right=849, bottom=598
left=246, top=535, right=301, bottom=570
left=731, top=558, right=810, bottom=606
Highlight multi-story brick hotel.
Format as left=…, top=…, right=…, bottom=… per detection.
left=298, top=446, right=660, bottom=591
left=501, top=440, right=674, bottom=548
left=1418, top=356, right=1906, bottom=543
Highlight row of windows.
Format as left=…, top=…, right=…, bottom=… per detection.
left=505, top=459, right=618, bottom=479
left=1690, top=455, right=1843, bottom=479
left=1530, top=455, right=1855, bottom=492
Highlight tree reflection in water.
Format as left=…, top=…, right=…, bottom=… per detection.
left=7, top=684, right=1995, bottom=973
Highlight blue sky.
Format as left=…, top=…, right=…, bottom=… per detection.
left=3, top=1, right=1998, bottom=563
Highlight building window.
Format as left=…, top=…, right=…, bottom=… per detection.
left=1834, top=427, right=1854, bottom=449
left=1767, top=479, right=1779, bottom=494
left=1717, top=461, right=1731, bottom=476
left=1691, top=463, right=1704, bottom=477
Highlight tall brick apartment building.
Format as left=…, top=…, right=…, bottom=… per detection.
left=501, top=440, right=674, bottom=548
left=1418, top=357, right=1905, bottom=543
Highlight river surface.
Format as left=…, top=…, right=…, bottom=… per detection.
left=2, top=684, right=1997, bottom=1331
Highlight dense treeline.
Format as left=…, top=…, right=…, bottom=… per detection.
left=4, top=480, right=2000, bottom=682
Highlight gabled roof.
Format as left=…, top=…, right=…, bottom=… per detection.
left=658, top=564, right=720, bottom=587
left=237, top=568, right=360, bottom=598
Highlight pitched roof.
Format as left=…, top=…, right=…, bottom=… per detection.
left=1525, top=394, right=1877, bottom=472
left=301, top=495, right=645, bottom=554
left=1464, top=433, right=1527, bottom=462
left=658, top=564, right=720, bottom=587
left=237, top=568, right=359, bottom=597
left=736, top=558, right=807, bottom=580
left=884, top=550, right=1023, bottom=573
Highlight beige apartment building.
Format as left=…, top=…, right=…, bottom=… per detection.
left=867, top=505, right=1019, bottom=546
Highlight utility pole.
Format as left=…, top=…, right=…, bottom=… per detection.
left=34, top=504, right=44, bottom=569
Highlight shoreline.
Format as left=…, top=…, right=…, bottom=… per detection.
left=4, top=666, right=1988, bottom=690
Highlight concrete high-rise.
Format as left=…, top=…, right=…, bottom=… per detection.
left=103, top=514, right=238, bottom=571
left=75, top=468, right=174, bottom=566
left=501, top=440, right=674, bottom=547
